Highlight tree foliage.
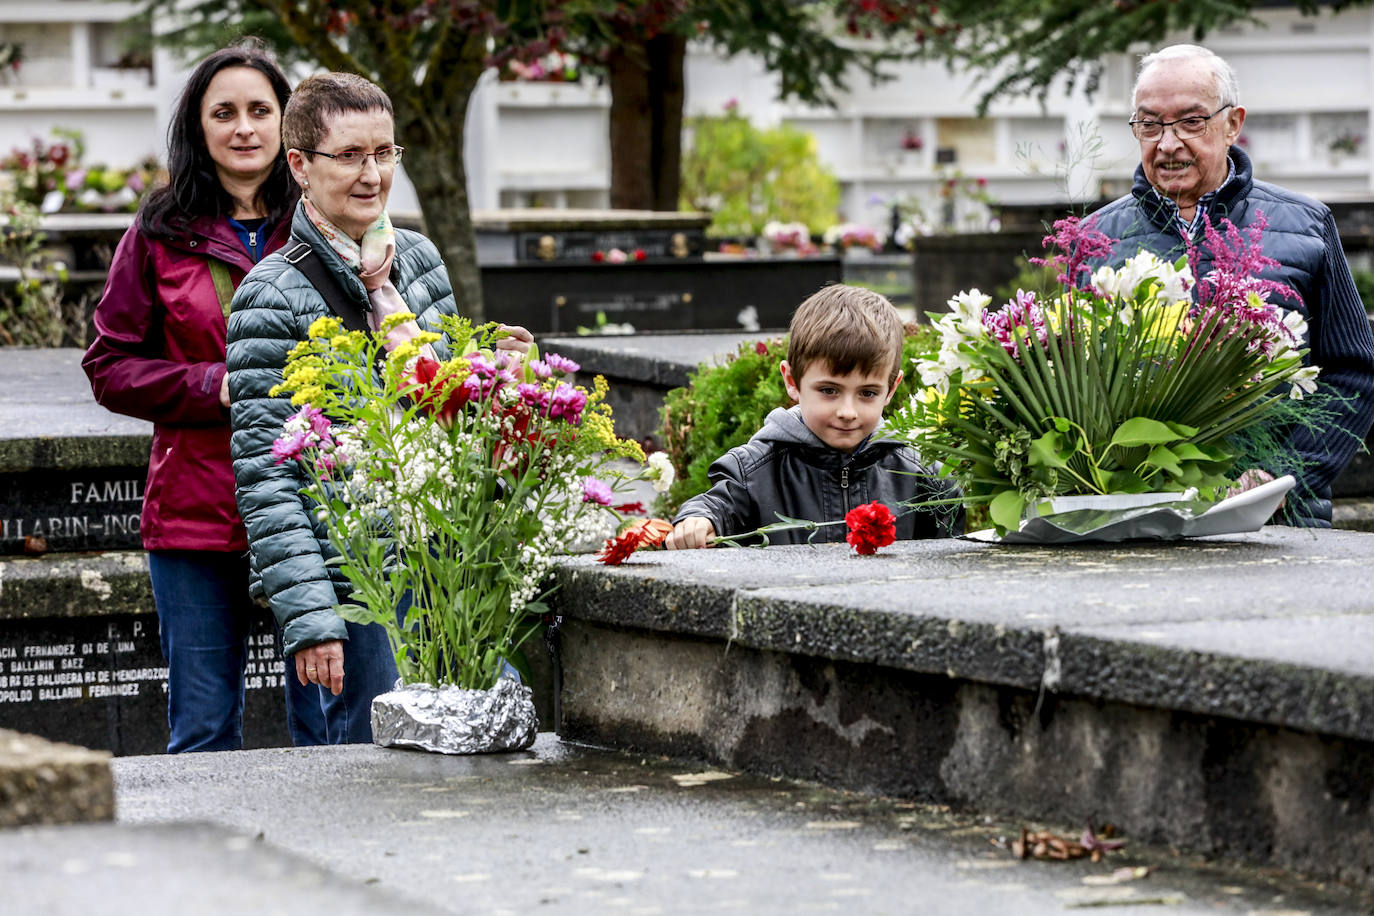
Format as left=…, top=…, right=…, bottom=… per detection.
left=138, top=0, right=593, bottom=321
left=679, top=108, right=840, bottom=237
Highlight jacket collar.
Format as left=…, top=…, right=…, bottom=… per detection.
left=1129, top=146, right=1254, bottom=233
left=289, top=200, right=370, bottom=305
left=163, top=212, right=291, bottom=272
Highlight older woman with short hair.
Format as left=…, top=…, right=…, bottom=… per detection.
left=227, top=72, right=531, bottom=745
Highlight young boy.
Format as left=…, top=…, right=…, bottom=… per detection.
left=665, top=284, right=960, bottom=549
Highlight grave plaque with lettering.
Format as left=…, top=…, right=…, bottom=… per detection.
left=0, top=608, right=292, bottom=756
left=0, top=469, right=145, bottom=554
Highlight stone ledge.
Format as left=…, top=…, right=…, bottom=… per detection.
left=0, top=729, right=113, bottom=827
left=548, top=528, right=1374, bottom=744
left=536, top=331, right=772, bottom=388
left=0, top=349, right=151, bottom=473
left=0, top=551, right=153, bottom=621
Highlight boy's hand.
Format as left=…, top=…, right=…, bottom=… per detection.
left=665, top=517, right=715, bottom=550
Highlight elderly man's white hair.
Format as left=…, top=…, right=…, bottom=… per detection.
left=1133, top=44, right=1240, bottom=110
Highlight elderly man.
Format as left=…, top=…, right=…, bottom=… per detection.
left=1090, top=43, right=1374, bottom=527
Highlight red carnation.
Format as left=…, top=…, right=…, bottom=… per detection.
left=596, top=518, right=673, bottom=565
left=754, top=340, right=768, bottom=355
left=633, top=248, right=647, bottom=261
left=844, top=501, right=897, bottom=555
left=591, top=250, right=605, bottom=262
left=411, top=356, right=471, bottom=430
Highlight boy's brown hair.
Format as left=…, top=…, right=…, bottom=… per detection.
left=786, top=284, right=905, bottom=387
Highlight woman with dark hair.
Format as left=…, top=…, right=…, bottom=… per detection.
left=228, top=72, right=532, bottom=745
left=83, top=43, right=316, bottom=753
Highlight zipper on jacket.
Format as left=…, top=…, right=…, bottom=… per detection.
left=840, top=464, right=850, bottom=515
left=248, top=229, right=259, bottom=260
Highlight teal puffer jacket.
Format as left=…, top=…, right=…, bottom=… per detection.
left=227, top=202, right=456, bottom=657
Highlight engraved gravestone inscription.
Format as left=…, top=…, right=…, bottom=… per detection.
left=0, top=608, right=293, bottom=756
left=0, top=469, right=145, bottom=554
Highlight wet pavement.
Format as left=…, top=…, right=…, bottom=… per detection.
left=5, top=736, right=1370, bottom=915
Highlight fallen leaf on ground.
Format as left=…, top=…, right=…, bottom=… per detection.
left=670, top=770, right=735, bottom=787
left=1083, top=866, right=1154, bottom=886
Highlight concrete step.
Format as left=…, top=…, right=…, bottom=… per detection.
left=546, top=529, right=1374, bottom=887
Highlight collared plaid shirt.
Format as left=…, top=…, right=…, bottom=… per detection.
left=1152, top=158, right=1238, bottom=240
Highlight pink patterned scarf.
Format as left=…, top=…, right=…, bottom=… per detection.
left=304, top=199, right=430, bottom=355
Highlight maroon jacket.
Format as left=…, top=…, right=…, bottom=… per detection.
left=83, top=214, right=291, bottom=552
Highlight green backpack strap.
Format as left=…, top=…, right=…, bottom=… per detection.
left=208, top=259, right=236, bottom=319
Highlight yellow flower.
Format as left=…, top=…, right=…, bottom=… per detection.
left=329, top=330, right=371, bottom=355
left=1140, top=300, right=1190, bottom=343
left=379, top=311, right=418, bottom=334
left=308, top=316, right=342, bottom=340
left=291, top=385, right=325, bottom=406
left=388, top=340, right=422, bottom=365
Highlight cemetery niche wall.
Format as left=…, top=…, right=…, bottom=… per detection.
left=0, top=351, right=293, bottom=755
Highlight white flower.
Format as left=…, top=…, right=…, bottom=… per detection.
left=947, top=289, right=991, bottom=334
left=1281, top=308, right=1309, bottom=344
left=646, top=451, right=675, bottom=493
left=1288, top=365, right=1320, bottom=399
left=1093, top=251, right=1192, bottom=305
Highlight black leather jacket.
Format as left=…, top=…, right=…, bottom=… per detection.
left=673, top=406, right=961, bottom=544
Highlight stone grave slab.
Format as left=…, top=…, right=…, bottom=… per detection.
left=0, top=728, right=113, bottom=827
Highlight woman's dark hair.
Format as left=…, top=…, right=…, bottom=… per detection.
left=139, top=42, right=297, bottom=239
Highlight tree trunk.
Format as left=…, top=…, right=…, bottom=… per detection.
left=607, top=31, right=687, bottom=211
left=379, top=51, right=486, bottom=322
left=648, top=33, right=686, bottom=212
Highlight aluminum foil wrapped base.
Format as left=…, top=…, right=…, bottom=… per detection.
left=370, top=676, right=538, bottom=755
left=964, top=475, right=1296, bottom=545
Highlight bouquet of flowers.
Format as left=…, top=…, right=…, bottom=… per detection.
left=823, top=222, right=884, bottom=253
left=270, top=315, right=659, bottom=690
left=761, top=220, right=817, bottom=256
left=0, top=130, right=160, bottom=214
left=886, top=212, right=1318, bottom=535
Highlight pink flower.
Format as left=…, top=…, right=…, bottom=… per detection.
left=547, top=383, right=587, bottom=425
left=582, top=477, right=614, bottom=505
left=983, top=290, right=1049, bottom=356
left=544, top=353, right=580, bottom=375
left=1032, top=215, right=1114, bottom=288
left=272, top=430, right=310, bottom=464
left=516, top=382, right=550, bottom=412
left=607, top=248, right=628, bottom=264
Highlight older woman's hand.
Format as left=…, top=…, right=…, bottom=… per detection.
left=495, top=324, right=534, bottom=355
left=296, top=640, right=345, bottom=696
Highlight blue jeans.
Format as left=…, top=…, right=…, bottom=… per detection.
left=285, top=615, right=399, bottom=746
left=149, top=550, right=326, bottom=753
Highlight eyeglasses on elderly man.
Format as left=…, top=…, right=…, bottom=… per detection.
left=1128, top=105, right=1232, bottom=143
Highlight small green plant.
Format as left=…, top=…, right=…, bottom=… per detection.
left=679, top=106, right=839, bottom=238
left=0, top=198, right=83, bottom=346
left=655, top=327, right=941, bottom=517
left=1352, top=268, right=1374, bottom=315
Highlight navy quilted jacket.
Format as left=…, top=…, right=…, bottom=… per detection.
left=227, top=202, right=456, bottom=656
left=1089, top=146, right=1374, bottom=526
